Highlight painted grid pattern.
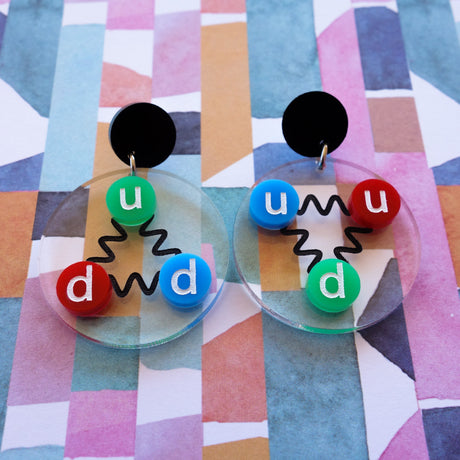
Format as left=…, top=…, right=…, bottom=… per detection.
left=0, top=0, right=459, bottom=458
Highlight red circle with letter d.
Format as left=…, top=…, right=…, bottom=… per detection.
left=56, top=261, right=112, bottom=316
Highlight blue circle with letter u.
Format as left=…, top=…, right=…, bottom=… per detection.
left=249, top=179, right=299, bottom=230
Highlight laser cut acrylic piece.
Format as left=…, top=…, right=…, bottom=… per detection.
left=40, top=169, right=229, bottom=348
left=234, top=157, right=420, bottom=334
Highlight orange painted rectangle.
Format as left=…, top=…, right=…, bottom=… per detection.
left=258, top=226, right=301, bottom=291
left=201, top=23, right=252, bottom=181
left=203, top=437, right=269, bottom=459
left=0, top=192, right=37, bottom=297
left=367, top=97, right=424, bottom=153
left=437, top=185, right=460, bottom=286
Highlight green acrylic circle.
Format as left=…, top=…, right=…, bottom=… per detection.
left=106, top=175, right=156, bottom=226
left=306, top=259, right=360, bottom=313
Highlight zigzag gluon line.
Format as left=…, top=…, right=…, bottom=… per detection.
left=333, top=226, right=373, bottom=263
left=280, top=227, right=322, bottom=273
left=109, top=271, right=160, bottom=298
left=297, top=194, right=350, bottom=216
left=86, top=218, right=127, bottom=263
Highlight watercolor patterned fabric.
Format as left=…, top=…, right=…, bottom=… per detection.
left=0, top=0, right=459, bottom=458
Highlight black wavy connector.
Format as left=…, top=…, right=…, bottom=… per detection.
left=109, top=271, right=160, bottom=298
left=333, top=226, right=373, bottom=263
left=280, top=227, right=322, bottom=273
left=86, top=216, right=182, bottom=298
left=139, top=216, right=181, bottom=256
left=87, top=218, right=127, bottom=263
left=298, top=194, right=350, bottom=216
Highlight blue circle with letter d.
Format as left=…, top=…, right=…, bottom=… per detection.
left=159, top=253, right=212, bottom=309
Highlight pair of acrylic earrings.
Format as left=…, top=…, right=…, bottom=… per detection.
left=56, top=103, right=212, bottom=317
left=46, top=90, right=420, bottom=345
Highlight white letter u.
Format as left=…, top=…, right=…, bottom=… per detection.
left=120, top=186, right=142, bottom=210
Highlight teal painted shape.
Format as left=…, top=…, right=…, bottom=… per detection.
left=0, top=0, right=63, bottom=117
left=40, top=25, right=105, bottom=191
left=0, top=445, right=64, bottom=459
left=246, top=0, right=322, bottom=118
left=71, top=334, right=139, bottom=391
left=140, top=322, right=202, bottom=371
left=203, top=187, right=251, bottom=284
left=397, top=0, right=460, bottom=103
left=0, top=298, right=21, bottom=441
left=157, top=154, right=201, bottom=187
left=262, top=312, right=368, bottom=458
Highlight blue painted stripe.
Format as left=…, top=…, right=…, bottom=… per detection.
left=0, top=298, right=22, bottom=440
left=0, top=153, right=43, bottom=191
left=0, top=445, right=65, bottom=460
left=0, top=0, right=63, bottom=117
left=397, top=0, right=460, bottom=103
left=40, top=25, right=104, bottom=192
left=246, top=0, right=321, bottom=118
left=71, top=334, right=139, bottom=392
left=355, top=7, right=411, bottom=90
left=262, top=313, right=368, bottom=458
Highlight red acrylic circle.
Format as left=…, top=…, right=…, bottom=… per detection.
left=348, top=179, right=401, bottom=229
left=56, top=262, right=112, bottom=316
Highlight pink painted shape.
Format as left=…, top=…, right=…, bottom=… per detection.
left=202, top=0, right=246, bottom=13
left=376, top=152, right=460, bottom=400
left=136, top=415, right=202, bottom=460
left=8, top=277, right=76, bottom=405
left=152, top=11, right=201, bottom=97
left=100, top=62, right=152, bottom=107
left=317, top=10, right=376, bottom=170
left=201, top=243, right=217, bottom=293
left=380, top=410, right=429, bottom=460
left=106, top=0, right=154, bottom=30
left=65, top=390, right=137, bottom=458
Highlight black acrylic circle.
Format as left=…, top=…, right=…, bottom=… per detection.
left=282, top=91, right=348, bottom=157
left=109, top=102, right=176, bottom=168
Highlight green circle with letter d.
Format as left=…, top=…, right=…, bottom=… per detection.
left=306, top=259, right=360, bottom=313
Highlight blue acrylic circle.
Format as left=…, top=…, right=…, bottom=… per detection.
left=249, top=179, right=299, bottom=230
left=159, top=253, right=212, bottom=310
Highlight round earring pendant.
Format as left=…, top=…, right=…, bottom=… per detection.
left=40, top=169, right=229, bottom=348
left=234, top=158, right=420, bottom=333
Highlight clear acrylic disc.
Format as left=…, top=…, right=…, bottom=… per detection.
left=233, top=158, right=421, bottom=333
left=40, top=169, right=229, bottom=348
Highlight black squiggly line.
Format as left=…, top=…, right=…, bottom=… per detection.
left=298, top=194, right=350, bottom=216
left=139, top=217, right=182, bottom=256
left=109, top=271, right=160, bottom=298
left=87, top=219, right=127, bottom=263
left=280, top=227, right=323, bottom=272
left=334, top=226, right=373, bottom=263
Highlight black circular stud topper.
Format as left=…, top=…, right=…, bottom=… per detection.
left=282, top=91, right=348, bottom=157
left=109, top=102, right=176, bottom=168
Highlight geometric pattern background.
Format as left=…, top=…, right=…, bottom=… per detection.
left=1, top=0, right=459, bottom=458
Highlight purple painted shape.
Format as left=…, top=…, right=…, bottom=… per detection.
left=376, top=152, right=460, bottom=400
left=380, top=410, right=429, bottom=459
left=65, top=390, right=137, bottom=458
left=317, top=10, right=376, bottom=171
left=152, top=11, right=201, bottom=97
left=106, top=0, right=154, bottom=30
left=136, top=415, right=203, bottom=460
left=7, top=277, right=76, bottom=405
left=201, top=243, right=217, bottom=294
